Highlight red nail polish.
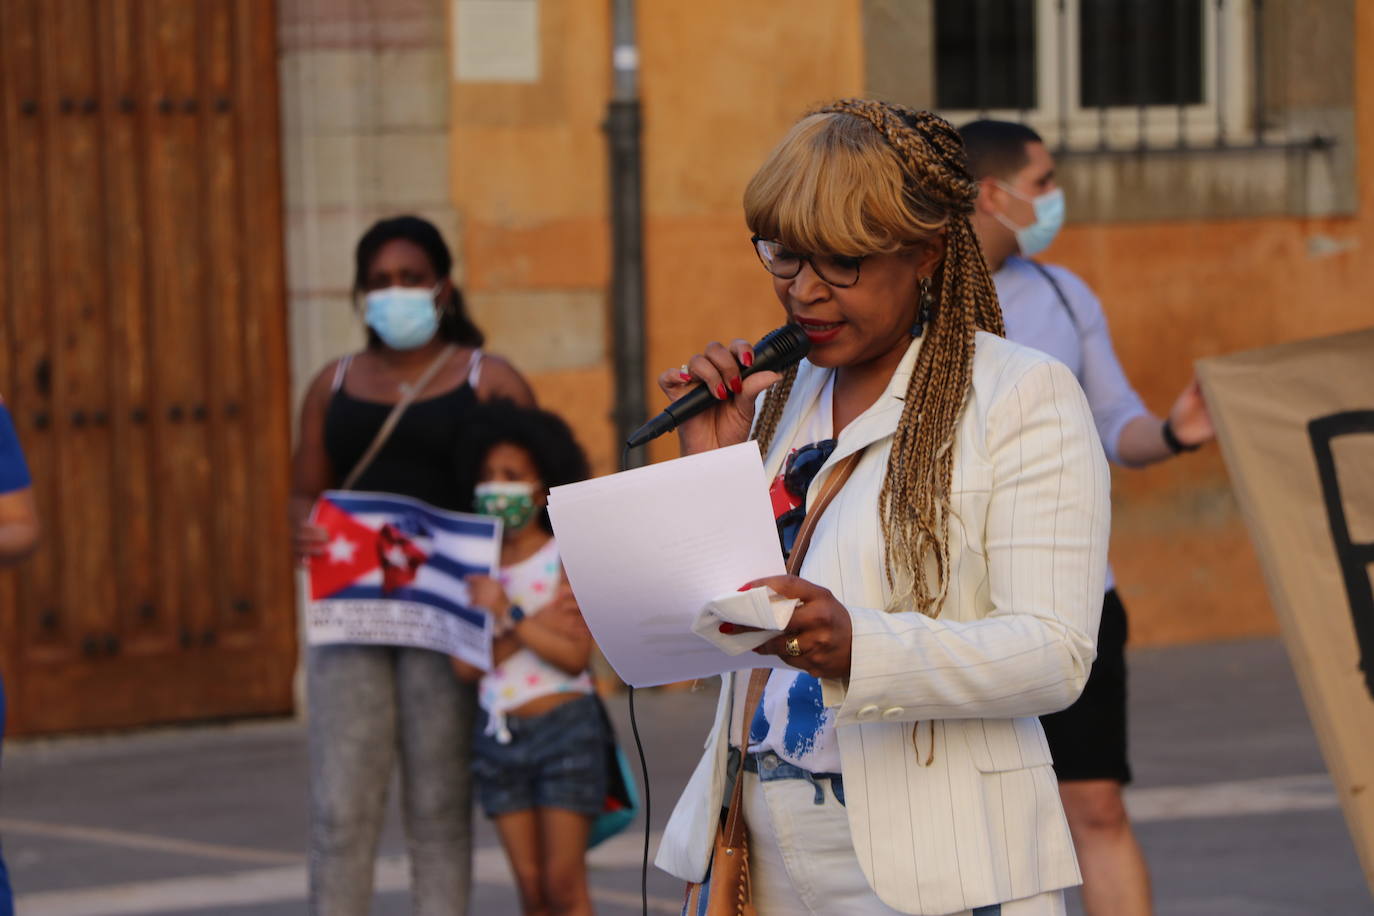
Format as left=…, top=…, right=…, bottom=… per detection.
left=715, top=383, right=727, bottom=399
left=678, top=371, right=692, bottom=382
left=742, top=351, right=754, bottom=368
left=730, top=377, right=743, bottom=394
left=738, top=584, right=752, bottom=591
left=718, top=623, right=736, bottom=634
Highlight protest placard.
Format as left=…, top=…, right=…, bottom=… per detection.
left=1199, top=327, right=1374, bottom=892
left=307, top=490, right=502, bottom=670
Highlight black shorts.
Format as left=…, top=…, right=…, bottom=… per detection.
left=1039, top=588, right=1131, bottom=784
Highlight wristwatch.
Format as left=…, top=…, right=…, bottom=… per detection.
left=507, top=604, right=527, bottom=624
left=1162, top=418, right=1199, bottom=454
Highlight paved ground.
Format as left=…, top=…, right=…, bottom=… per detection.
left=2, top=637, right=1370, bottom=915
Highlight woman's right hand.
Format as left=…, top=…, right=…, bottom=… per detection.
left=656, top=339, right=781, bottom=456
left=294, top=521, right=329, bottom=563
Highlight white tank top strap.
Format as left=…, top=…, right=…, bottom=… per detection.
left=466, top=349, right=484, bottom=389
left=331, top=354, right=355, bottom=392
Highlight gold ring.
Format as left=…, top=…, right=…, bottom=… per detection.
left=784, top=636, right=802, bottom=657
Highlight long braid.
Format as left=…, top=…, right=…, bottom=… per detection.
left=813, top=100, right=1004, bottom=618
left=751, top=364, right=798, bottom=457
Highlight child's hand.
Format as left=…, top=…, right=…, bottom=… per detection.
left=465, top=574, right=511, bottom=620
left=553, top=579, right=583, bottom=618
left=535, top=579, right=591, bottom=638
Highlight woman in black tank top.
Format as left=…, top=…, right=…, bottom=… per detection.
left=289, top=216, right=535, bottom=915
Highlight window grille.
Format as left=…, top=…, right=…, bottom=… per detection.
left=933, top=0, right=1333, bottom=155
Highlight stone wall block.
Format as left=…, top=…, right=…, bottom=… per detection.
left=291, top=51, right=381, bottom=135
left=377, top=48, right=450, bottom=131
left=285, top=207, right=371, bottom=296
left=467, top=289, right=606, bottom=373
left=288, top=293, right=365, bottom=410
left=372, top=133, right=452, bottom=207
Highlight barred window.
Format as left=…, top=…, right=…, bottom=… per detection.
left=1078, top=1, right=1203, bottom=109
left=933, top=0, right=1255, bottom=151
left=934, top=0, right=1036, bottom=112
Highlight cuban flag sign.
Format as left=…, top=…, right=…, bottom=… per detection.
left=307, top=490, right=503, bottom=670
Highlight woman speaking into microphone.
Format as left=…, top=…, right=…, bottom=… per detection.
left=653, top=100, right=1111, bottom=916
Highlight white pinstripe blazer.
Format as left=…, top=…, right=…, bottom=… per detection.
left=655, top=332, right=1111, bottom=915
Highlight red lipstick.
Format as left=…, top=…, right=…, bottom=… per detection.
left=794, top=316, right=845, bottom=344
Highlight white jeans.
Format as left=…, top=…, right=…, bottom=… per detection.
left=742, top=769, right=1067, bottom=916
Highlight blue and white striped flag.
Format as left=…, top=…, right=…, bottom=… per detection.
left=307, top=490, right=503, bottom=670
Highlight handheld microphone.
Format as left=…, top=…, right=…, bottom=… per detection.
left=626, top=323, right=812, bottom=448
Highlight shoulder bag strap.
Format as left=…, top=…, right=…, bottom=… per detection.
left=340, top=344, right=457, bottom=491
left=1027, top=259, right=1082, bottom=333
left=721, top=446, right=867, bottom=846
left=783, top=449, right=863, bottom=578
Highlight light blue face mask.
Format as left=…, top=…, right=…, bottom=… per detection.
left=994, top=184, right=1065, bottom=258
left=364, top=285, right=441, bottom=350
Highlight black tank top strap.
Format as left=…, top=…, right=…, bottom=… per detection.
left=331, top=354, right=354, bottom=393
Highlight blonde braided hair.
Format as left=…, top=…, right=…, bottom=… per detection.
left=748, top=100, right=1004, bottom=618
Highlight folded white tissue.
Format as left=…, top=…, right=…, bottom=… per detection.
left=690, top=586, right=799, bottom=655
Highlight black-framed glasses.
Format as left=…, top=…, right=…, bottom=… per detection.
left=751, top=236, right=865, bottom=288
left=775, top=438, right=838, bottom=558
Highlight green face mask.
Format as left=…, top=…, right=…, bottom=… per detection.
left=473, top=481, right=538, bottom=534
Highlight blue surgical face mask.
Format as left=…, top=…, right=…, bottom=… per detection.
left=364, top=285, right=441, bottom=350
left=994, top=184, right=1065, bottom=258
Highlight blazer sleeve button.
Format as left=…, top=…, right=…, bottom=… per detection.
left=881, top=707, right=905, bottom=721
left=857, top=705, right=880, bottom=720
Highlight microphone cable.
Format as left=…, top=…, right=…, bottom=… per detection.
left=627, top=684, right=650, bottom=916
left=620, top=443, right=651, bottom=916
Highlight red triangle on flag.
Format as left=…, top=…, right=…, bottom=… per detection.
left=309, top=498, right=383, bottom=600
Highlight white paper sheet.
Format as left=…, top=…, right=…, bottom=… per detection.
left=547, top=442, right=794, bottom=687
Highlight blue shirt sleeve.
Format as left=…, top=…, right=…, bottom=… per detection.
left=1046, top=267, right=1149, bottom=466
left=0, top=404, right=33, bottom=493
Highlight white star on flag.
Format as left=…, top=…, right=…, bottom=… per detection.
left=326, top=534, right=358, bottom=565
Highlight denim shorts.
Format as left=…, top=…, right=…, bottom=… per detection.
left=472, top=693, right=608, bottom=817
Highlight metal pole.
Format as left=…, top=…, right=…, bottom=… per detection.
left=1215, top=0, right=1227, bottom=146
left=1057, top=0, right=1069, bottom=151
left=606, top=0, right=647, bottom=468
left=1176, top=0, right=1189, bottom=147
left=1252, top=0, right=1265, bottom=145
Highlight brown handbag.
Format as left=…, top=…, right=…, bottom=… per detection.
left=681, top=447, right=864, bottom=916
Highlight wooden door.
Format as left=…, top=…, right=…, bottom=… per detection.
left=0, top=0, right=296, bottom=734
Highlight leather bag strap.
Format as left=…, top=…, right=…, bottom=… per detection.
left=721, top=446, right=866, bottom=844
left=783, top=449, right=863, bottom=579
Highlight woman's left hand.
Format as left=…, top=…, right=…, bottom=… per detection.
left=737, top=575, right=853, bottom=679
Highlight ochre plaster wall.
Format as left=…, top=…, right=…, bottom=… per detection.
left=450, top=0, right=615, bottom=472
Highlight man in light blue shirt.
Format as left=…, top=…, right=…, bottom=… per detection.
left=962, top=119, right=1214, bottom=916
